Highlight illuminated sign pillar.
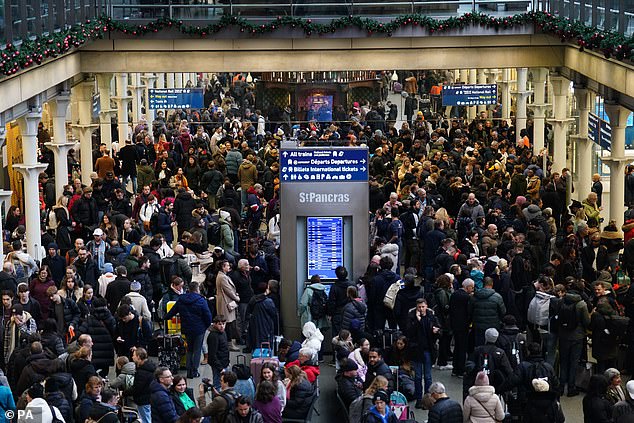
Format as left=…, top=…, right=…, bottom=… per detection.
left=279, top=146, right=369, bottom=339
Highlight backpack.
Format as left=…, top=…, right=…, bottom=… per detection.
left=383, top=280, right=401, bottom=310
left=527, top=292, right=553, bottom=327
left=46, top=208, right=58, bottom=231
left=309, top=287, right=328, bottom=320
left=48, top=405, right=64, bottom=423
left=208, top=221, right=221, bottom=247
left=232, top=355, right=252, bottom=380
left=558, top=301, right=578, bottom=331
left=218, top=391, right=240, bottom=423
left=10, top=255, right=26, bottom=280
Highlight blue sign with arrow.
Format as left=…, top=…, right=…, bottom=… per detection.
left=280, top=149, right=368, bottom=182
left=588, top=112, right=611, bottom=151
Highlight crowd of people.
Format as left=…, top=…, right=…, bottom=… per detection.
left=0, top=70, right=632, bottom=423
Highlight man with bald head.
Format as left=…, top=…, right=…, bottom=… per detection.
left=171, top=245, right=192, bottom=283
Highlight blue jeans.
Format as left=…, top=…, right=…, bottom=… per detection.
left=186, top=333, right=205, bottom=377
left=212, top=366, right=229, bottom=390
left=122, top=174, right=138, bottom=194
left=413, top=351, right=433, bottom=399
left=137, top=404, right=151, bottom=423
left=559, top=338, right=583, bottom=391
left=542, top=332, right=558, bottom=367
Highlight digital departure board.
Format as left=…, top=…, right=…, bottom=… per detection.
left=148, top=88, right=204, bottom=110
left=307, top=217, right=343, bottom=279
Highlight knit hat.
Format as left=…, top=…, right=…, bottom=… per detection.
left=532, top=378, right=550, bottom=392
left=475, top=371, right=489, bottom=386
left=522, top=204, right=542, bottom=222
left=373, top=390, right=389, bottom=404
left=515, top=196, right=527, bottom=206
left=103, top=263, right=114, bottom=274
left=220, top=210, right=231, bottom=222
left=604, top=368, right=620, bottom=383
left=27, top=383, right=44, bottom=399
left=485, top=328, right=499, bottom=344
left=47, top=243, right=58, bottom=250
left=130, top=281, right=142, bottom=292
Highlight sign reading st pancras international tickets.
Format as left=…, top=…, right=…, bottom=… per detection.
left=442, top=84, right=498, bottom=106
left=280, top=149, right=369, bottom=182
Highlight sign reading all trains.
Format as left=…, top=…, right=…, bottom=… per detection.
left=280, top=148, right=369, bottom=182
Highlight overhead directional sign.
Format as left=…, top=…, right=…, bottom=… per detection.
left=588, top=112, right=611, bottom=151
left=148, top=88, right=204, bottom=110
left=280, top=148, right=368, bottom=182
left=441, top=84, right=498, bottom=106
left=307, top=217, right=344, bottom=279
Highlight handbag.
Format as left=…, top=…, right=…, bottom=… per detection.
left=227, top=300, right=238, bottom=312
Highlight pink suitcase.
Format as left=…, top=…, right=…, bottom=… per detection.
left=250, top=342, right=280, bottom=384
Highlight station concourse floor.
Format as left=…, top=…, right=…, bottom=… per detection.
left=138, top=350, right=586, bottom=422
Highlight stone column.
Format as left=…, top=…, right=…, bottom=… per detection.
left=46, top=94, right=75, bottom=200
left=141, top=73, right=158, bottom=138
left=468, top=69, right=477, bottom=120
left=15, top=111, right=48, bottom=258
left=604, top=103, right=632, bottom=228
left=167, top=73, right=175, bottom=89
left=527, top=68, right=550, bottom=155
left=477, top=69, right=487, bottom=114
left=512, top=67, right=532, bottom=145
left=71, top=82, right=99, bottom=186
left=128, top=73, right=145, bottom=127
left=175, top=73, right=183, bottom=88
left=571, top=87, right=593, bottom=201
left=500, top=68, right=512, bottom=120
left=549, top=75, right=574, bottom=174
left=96, top=73, right=116, bottom=151
left=113, top=73, right=132, bottom=147
left=156, top=73, right=165, bottom=89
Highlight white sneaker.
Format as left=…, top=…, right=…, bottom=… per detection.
left=444, top=364, right=454, bottom=370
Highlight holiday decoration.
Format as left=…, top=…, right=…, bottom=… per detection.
left=0, top=11, right=632, bottom=76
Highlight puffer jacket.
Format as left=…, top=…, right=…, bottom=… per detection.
left=341, top=299, right=367, bottom=333
left=75, top=306, right=116, bottom=371
left=463, top=385, right=505, bottom=422
left=301, top=322, right=324, bottom=355
left=46, top=391, right=73, bottom=423
left=282, top=379, right=314, bottom=420
left=378, top=244, right=399, bottom=273
left=132, top=360, right=156, bottom=405
left=225, top=149, right=244, bottom=175
left=238, top=160, right=258, bottom=191
left=150, top=380, right=179, bottom=423
left=470, top=288, right=506, bottom=330
left=164, top=291, right=213, bottom=338
left=558, top=292, right=591, bottom=342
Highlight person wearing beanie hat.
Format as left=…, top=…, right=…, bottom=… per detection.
left=123, top=280, right=151, bottom=321
left=469, top=326, right=513, bottom=394
left=364, top=389, right=398, bottom=423
left=464, top=371, right=504, bottom=422
left=218, top=210, right=235, bottom=254
left=336, top=358, right=362, bottom=408
left=484, top=328, right=499, bottom=344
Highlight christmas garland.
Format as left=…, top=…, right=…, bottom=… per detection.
left=0, top=11, right=633, bottom=76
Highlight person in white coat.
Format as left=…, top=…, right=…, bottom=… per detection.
left=21, top=383, right=65, bottom=423
left=301, top=322, right=324, bottom=361
left=123, top=281, right=151, bottom=321
left=463, top=371, right=505, bottom=423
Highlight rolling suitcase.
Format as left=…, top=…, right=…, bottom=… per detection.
left=251, top=342, right=280, bottom=385
left=389, top=366, right=414, bottom=420
left=158, top=312, right=186, bottom=374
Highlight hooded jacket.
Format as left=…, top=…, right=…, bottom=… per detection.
left=301, top=322, right=324, bottom=355
left=238, top=160, right=258, bottom=191
left=75, top=306, right=116, bottom=370
left=150, top=379, right=179, bottom=423
left=558, top=292, right=591, bottom=342
left=299, top=283, right=330, bottom=329
left=463, top=385, right=505, bottom=422
left=165, top=291, right=213, bottom=338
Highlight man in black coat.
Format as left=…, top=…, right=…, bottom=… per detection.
left=336, top=358, right=363, bottom=408
left=73, top=247, right=99, bottom=288
left=47, top=286, right=81, bottom=334
left=327, top=266, right=353, bottom=337
left=364, top=348, right=395, bottom=393
left=0, top=262, right=17, bottom=295
left=141, top=238, right=162, bottom=305
left=118, top=139, right=140, bottom=194
left=230, top=259, right=255, bottom=345
left=449, top=279, right=474, bottom=377
left=71, top=187, right=99, bottom=239
left=105, top=266, right=131, bottom=314
left=207, top=315, right=230, bottom=389
left=173, top=189, right=196, bottom=240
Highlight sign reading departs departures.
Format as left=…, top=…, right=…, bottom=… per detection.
left=441, top=84, right=498, bottom=106
left=280, top=149, right=368, bottom=182
left=148, top=88, right=204, bottom=110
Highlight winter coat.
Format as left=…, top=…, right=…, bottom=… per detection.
left=613, top=398, right=634, bottom=423
left=282, top=379, right=314, bottom=420
left=523, top=390, right=565, bottom=423
left=114, top=311, right=152, bottom=357
left=165, top=292, right=212, bottom=338
left=363, top=405, right=399, bottom=423
left=348, top=349, right=368, bottom=382
left=72, top=196, right=99, bottom=227
left=230, top=270, right=255, bottom=305
left=558, top=292, right=591, bottom=342
left=470, top=288, right=506, bottom=330
left=50, top=296, right=81, bottom=333
left=170, top=387, right=196, bottom=417
left=301, top=321, right=324, bottom=355
left=29, top=279, right=55, bottom=321
left=341, top=299, right=367, bottom=334
left=407, top=309, right=440, bottom=361
left=394, top=285, right=424, bottom=330
left=124, top=291, right=151, bottom=321
left=364, top=359, right=394, bottom=393
left=105, top=277, right=131, bottom=314
left=449, top=288, right=472, bottom=332
left=428, top=397, right=463, bottom=423
left=174, top=191, right=196, bottom=232
left=207, top=326, right=230, bottom=369
left=70, top=358, right=97, bottom=395
left=591, top=310, right=619, bottom=362
left=458, top=199, right=485, bottom=222
left=216, top=271, right=240, bottom=322
left=583, top=394, right=613, bottom=423
left=75, top=306, right=116, bottom=370
left=298, top=284, right=330, bottom=330
left=137, top=165, right=155, bottom=191
left=45, top=391, right=72, bottom=423
left=246, top=294, right=278, bottom=349
left=238, top=160, right=258, bottom=191
left=110, top=361, right=136, bottom=394
left=225, top=150, right=244, bottom=175
left=335, top=373, right=362, bottom=408
left=23, top=397, right=64, bottom=423
left=369, top=269, right=399, bottom=309
left=150, top=380, right=179, bottom=423
left=463, top=385, right=505, bottom=422
left=132, top=360, right=156, bottom=405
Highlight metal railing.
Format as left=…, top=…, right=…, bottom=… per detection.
left=0, top=0, right=630, bottom=47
